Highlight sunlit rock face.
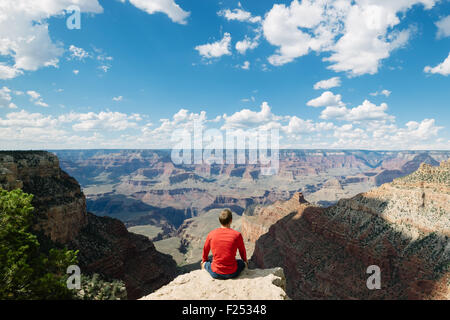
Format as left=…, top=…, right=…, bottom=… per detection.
left=250, top=161, right=450, bottom=300
left=0, top=151, right=87, bottom=243
left=241, top=192, right=310, bottom=244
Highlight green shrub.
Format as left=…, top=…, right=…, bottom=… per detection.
left=76, top=274, right=127, bottom=300
left=0, top=188, right=77, bottom=300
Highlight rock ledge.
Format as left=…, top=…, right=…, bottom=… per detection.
left=140, top=267, right=289, bottom=300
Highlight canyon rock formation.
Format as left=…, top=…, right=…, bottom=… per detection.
left=0, top=151, right=177, bottom=299
left=54, top=150, right=450, bottom=226
left=0, top=151, right=87, bottom=243
left=241, top=192, right=310, bottom=243
left=69, top=212, right=177, bottom=299
left=249, top=160, right=450, bottom=299
left=2, top=150, right=448, bottom=300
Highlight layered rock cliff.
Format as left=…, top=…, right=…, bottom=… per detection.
left=141, top=267, right=289, bottom=300
left=248, top=161, right=450, bottom=299
left=69, top=212, right=177, bottom=299
left=55, top=149, right=450, bottom=225
left=0, top=151, right=87, bottom=243
left=0, top=151, right=177, bottom=299
left=241, top=192, right=310, bottom=243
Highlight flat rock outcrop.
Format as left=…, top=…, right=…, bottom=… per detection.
left=140, top=267, right=289, bottom=300
left=250, top=161, right=450, bottom=299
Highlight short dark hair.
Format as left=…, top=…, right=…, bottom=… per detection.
left=219, top=209, right=232, bottom=226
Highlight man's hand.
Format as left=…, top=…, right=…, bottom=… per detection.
left=201, top=261, right=206, bottom=270
left=244, top=261, right=248, bottom=269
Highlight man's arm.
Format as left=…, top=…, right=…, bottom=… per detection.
left=202, top=233, right=211, bottom=265
left=237, top=233, right=247, bottom=264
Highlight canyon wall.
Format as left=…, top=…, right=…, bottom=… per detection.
left=69, top=212, right=177, bottom=299
left=241, top=192, right=310, bottom=243
left=0, top=151, right=87, bottom=243
left=0, top=151, right=177, bottom=299
left=246, top=161, right=450, bottom=299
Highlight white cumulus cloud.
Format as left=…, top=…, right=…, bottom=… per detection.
left=26, top=90, right=48, bottom=107
left=63, top=111, right=142, bottom=131
left=0, top=64, right=23, bottom=79
left=320, top=100, right=393, bottom=122
left=241, top=61, right=250, bottom=70
left=313, top=77, right=341, bottom=90
left=307, top=91, right=345, bottom=108
left=0, top=0, right=103, bottom=79
left=222, top=102, right=281, bottom=129
left=263, top=0, right=334, bottom=66
left=0, top=87, right=18, bottom=109
left=218, top=8, right=261, bottom=23
left=68, top=45, right=90, bottom=60
left=262, top=0, right=437, bottom=76
left=0, top=110, right=57, bottom=128
left=195, top=33, right=232, bottom=59
left=236, top=35, right=260, bottom=55
left=283, top=116, right=335, bottom=134
left=436, top=15, right=450, bottom=38
left=424, top=52, right=450, bottom=76
left=126, top=0, right=190, bottom=24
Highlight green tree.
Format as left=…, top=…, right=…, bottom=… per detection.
left=76, top=274, right=127, bottom=300
left=0, top=188, right=78, bottom=300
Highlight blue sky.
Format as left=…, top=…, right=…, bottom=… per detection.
left=0, top=0, right=449, bottom=150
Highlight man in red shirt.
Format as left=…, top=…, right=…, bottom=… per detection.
left=201, top=209, right=248, bottom=279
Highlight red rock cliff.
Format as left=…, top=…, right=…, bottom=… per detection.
left=241, top=192, right=309, bottom=243
left=249, top=161, right=450, bottom=299
left=0, top=151, right=87, bottom=243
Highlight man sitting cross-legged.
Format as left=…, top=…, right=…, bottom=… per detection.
left=201, top=209, right=248, bottom=279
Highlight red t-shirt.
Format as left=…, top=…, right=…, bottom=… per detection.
left=202, top=227, right=247, bottom=275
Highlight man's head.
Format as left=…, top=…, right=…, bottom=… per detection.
left=219, top=209, right=232, bottom=227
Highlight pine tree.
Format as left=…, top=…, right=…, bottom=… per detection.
left=0, top=188, right=78, bottom=299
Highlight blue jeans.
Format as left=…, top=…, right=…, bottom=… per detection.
left=204, top=258, right=246, bottom=279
